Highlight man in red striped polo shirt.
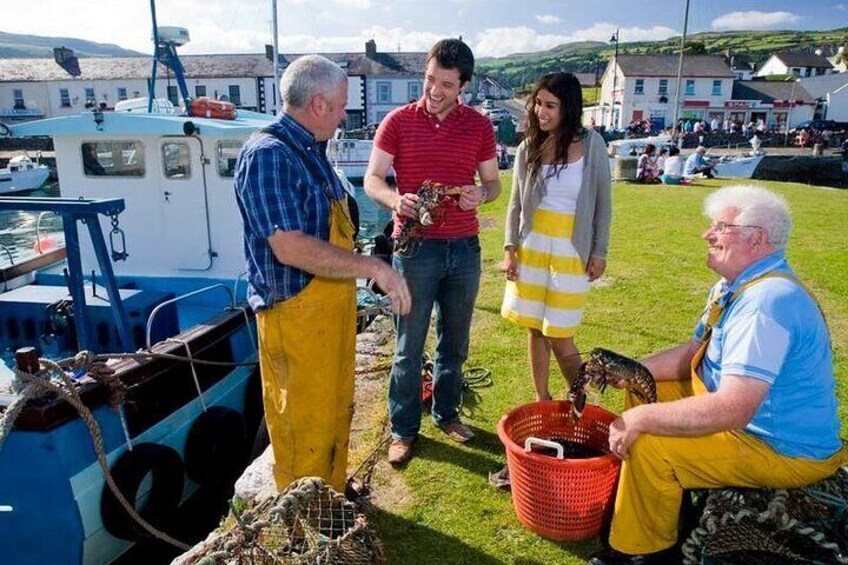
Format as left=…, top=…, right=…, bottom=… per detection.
left=365, top=38, right=501, bottom=466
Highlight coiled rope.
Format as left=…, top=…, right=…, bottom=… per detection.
left=0, top=352, right=190, bottom=551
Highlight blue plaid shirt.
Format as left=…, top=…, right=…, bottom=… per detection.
left=235, top=113, right=346, bottom=311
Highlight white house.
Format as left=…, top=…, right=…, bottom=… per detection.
left=797, top=73, right=848, bottom=122
left=756, top=52, right=836, bottom=78
left=729, top=80, right=815, bottom=130
left=587, top=55, right=735, bottom=131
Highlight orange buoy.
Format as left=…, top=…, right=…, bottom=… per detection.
left=34, top=236, right=55, bottom=254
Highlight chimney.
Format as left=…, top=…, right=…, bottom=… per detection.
left=365, top=39, right=377, bottom=59
left=53, top=46, right=81, bottom=77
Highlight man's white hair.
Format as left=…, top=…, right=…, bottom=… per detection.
left=704, top=184, right=792, bottom=249
left=280, top=54, right=347, bottom=111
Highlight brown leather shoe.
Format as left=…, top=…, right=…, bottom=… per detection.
left=439, top=420, right=475, bottom=444
left=388, top=438, right=414, bottom=466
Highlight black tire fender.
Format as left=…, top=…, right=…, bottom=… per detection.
left=183, top=406, right=248, bottom=486
left=100, top=442, right=184, bottom=541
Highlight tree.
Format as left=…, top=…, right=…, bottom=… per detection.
left=685, top=41, right=707, bottom=55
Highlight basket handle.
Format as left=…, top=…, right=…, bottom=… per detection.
left=524, top=437, right=564, bottom=459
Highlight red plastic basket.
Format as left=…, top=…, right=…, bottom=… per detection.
left=496, top=400, right=621, bottom=541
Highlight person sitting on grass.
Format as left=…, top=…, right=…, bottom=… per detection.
left=590, top=185, right=846, bottom=565
left=684, top=146, right=715, bottom=179
left=636, top=144, right=660, bottom=183
left=660, top=146, right=684, bottom=185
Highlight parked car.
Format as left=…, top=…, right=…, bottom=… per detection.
left=790, top=119, right=848, bottom=133
left=482, top=107, right=513, bottom=123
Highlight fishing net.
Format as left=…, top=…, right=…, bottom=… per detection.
left=185, top=477, right=385, bottom=565
left=681, top=467, right=848, bottom=565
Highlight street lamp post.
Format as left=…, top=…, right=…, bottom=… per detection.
left=609, top=29, right=619, bottom=131
left=784, top=78, right=799, bottom=148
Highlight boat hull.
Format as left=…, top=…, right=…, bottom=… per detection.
left=0, top=166, right=50, bottom=194
left=0, top=310, right=261, bottom=565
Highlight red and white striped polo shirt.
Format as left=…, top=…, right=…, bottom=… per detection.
left=374, top=98, right=496, bottom=239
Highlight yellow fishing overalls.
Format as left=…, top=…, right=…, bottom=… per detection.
left=256, top=196, right=357, bottom=492
left=609, top=273, right=846, bottom=555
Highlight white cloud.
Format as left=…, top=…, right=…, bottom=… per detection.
left=335, top=0, right=373, bottom=9
left=535, top=15, right=561, bottom=25
left=836, top=3, right=848, bottom=10
left=472, top=23, right=677, bottom=58
left=711, top=11, right=800, bottom=31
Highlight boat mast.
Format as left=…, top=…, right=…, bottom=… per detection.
left=148, top=0, right=160, bottom=113
left=671, top=0, right=691, bottom=138
left=271, top=0, right=280, bottom=114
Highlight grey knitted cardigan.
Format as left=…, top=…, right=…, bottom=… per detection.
left=503, top=129, right=612, bottom=267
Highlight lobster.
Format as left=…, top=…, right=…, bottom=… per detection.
left=567, top=347, right=657, bottom=419
left=394, top=180, right=464, bottom=256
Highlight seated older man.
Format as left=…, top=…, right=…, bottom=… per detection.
left=591, top=185, right=845, bottom=565
left=684, top=146, right=715, bottom=178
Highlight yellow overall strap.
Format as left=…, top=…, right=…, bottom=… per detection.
left=690, top=271, right=822, bottom=392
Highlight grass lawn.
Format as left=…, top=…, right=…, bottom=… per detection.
left=361, top=177, right=848, bottom=564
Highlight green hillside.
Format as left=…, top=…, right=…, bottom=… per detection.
left=0, top=31, right=145, bottom=58
left=478, top=27, right=848, bottom=91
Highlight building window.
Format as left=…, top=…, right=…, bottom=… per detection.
left=195, top=85, right=207, bottom=98
left=162, top=142, right=191, bottom=179
left=167, top=86, right=179, bottom=106
left=228, top=85, right=241, bottom=106
left=85, top=87, right=95, bottom=103
left=634, top=79, right=644, bottom=95
left=377, top=82, right=391, bottom=104
left=60, top=88, right=71, bottom=107
left=82, top=141, right=145, bottom=177
left=791, top=68, right=801, bottom=76
left=346, top=111, right=363, bottom=130
left=658, top=79, right=668, bottom=95
left=711, top=80, right=722, bottom=96
left=408, top=81, right=421, bottom=101
left=12, top=89, right=25, bottom=110
left=685, top=80, right=695, bottom=96
left=117, top=87, right=128, bottom=101
left=217, top=140, right=242, bottom=177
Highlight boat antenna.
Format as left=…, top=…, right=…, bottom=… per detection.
left=147, top=0, right=191, bottom=113
left=147, top=0, right=160, bottom=113
left=272, top=0, right=280, bottom=114
left=671, top=0, right=691, bottom=142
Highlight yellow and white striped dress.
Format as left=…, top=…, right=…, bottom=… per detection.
left=501, top=159, right=590, bottom=338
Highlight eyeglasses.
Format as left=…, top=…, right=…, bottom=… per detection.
left=707, top=221, right=762, bottom=234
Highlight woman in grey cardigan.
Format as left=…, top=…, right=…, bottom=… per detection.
left=501, top=72, right=612, bottom=402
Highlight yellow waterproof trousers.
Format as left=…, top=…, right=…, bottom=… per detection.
left=256, top=199, right=357, bottom=492
left=609, top=365, right=846, bottom=554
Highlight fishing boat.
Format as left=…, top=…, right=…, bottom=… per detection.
left=0, top=7, right=281, bottom=564
left=0, top=154, right=51, bottom=194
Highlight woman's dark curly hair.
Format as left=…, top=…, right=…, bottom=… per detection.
left=524, top=72, right=585, bottom=182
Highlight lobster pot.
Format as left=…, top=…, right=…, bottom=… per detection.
left=496, top=401, right=620, bottom=541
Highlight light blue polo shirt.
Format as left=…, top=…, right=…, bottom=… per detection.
left=693, top=250, right=841, bottom=460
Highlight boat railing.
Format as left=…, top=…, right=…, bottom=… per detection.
left=145, top=283, right=235, bottom=350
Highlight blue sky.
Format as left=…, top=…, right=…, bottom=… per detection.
left=8, top=1, right=848, bottom=58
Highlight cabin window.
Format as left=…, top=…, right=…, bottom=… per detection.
left=195, top=85, right=207, bottom=98
left=711, top=80, right=722, bottom=96
left=408, top=81, right=421, bottom=101
left=658, top=79, right=668, bottom=95
left=117, top=87, right=128, bottom=101
left=377, top=82, right=391, bottom=104
left=685, top=80, right=695, bottom=96
left=81, top=141, right=145, bottom=177
left=13, top=89, right=25, bottom=110
left=60, top=89, right=71, bottom=107
left=217, top=140, right=242, bottom=178
left=162, top=142, right=191, bottom=179
left=228, top=85, right=241, bottom=107
left=634, top=79, right=644, bottom=95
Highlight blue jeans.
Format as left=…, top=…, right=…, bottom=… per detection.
left=389, top=236, right=481, bottom=440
